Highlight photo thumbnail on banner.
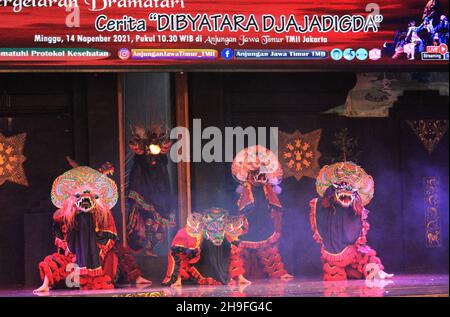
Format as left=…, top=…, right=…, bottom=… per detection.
left=0, top=0, right=449, bottom=69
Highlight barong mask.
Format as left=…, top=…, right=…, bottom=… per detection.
left=332, top=181, right=359, bottom=208
left=51, top=166, right=118, bottom=227
left=74, top=188, right=98, bottom=212
left=232, top=145, right=283, bottom=187
left=316, top=161, right=374, bottom=209
left=186, top=208, right=247, bottom=246
left=129, top=125, right=172, bottom=165
left=203, top=208, right=228, bottom=246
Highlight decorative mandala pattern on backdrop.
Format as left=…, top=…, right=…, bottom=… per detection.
left=279, top=129, right=322, bottom=181
left=407, top=120, right=448, bottom=155
left=0, top=133, right=28, bottom=186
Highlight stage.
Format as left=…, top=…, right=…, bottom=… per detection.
left=0, top=275, right=447, bottom=297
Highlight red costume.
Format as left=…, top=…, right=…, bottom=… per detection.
left=38, top=166, right=144, bottom=291
left=162, top=208, right=246, bottom=286
left=310, top=162, right=392, bottom=281
left=232, top=145, right=291, bottom=279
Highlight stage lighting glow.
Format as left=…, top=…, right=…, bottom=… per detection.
left=149, top=144, right=161, bottom=155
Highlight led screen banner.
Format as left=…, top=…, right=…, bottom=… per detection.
left=0, top=0, right=449, bottom=69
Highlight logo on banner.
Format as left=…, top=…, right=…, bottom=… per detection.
left=369, top=48, right=382, bottom=61
left=355, top=48, right=368, bottom=61
left=343, top=48, right=355, bottom=61
left=426, top=44, right=448, bottom=55
left=330, top=48, right=343, bottom=61
left=423, top=44, right=448, bottom=60
left=221, top=48, right=234, bottom=60
left=118, top=48, right=131, bottom=60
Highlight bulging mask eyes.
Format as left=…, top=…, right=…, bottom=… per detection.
left=75, top=193, right=81, bottom=199
left=94, top=195, right=99, bottom=200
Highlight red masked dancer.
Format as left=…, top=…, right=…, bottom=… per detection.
left=34, top=166, right=120, bottom=292
left=232, top=145, right=293, bottom=280
left=34, top=162, right=150, bottom=293
left=309, top=161, right=394, bottom=281
left=162, top=207, right=250, bottom=287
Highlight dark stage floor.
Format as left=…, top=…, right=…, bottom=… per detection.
left=0, top=274, right=447, bottom=297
